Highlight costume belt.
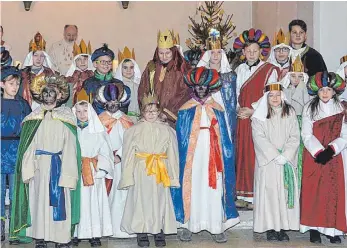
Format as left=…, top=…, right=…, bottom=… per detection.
left=35, top=149, right=66, bottom=221
left=81, top=156, right=98, bottom=186
left=135, top=152, right=170, bottom=187
left=206, top=118, right=223, bottom=189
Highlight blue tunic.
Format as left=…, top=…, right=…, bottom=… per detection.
left=1, top=96, right=31, bottom=174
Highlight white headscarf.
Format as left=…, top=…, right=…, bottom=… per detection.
left=114, top=58, right=141, bottom=85
left=281, top=71, right=309, bottom=89
left=65, top=54, right=94, bottom=77
left=196, top=49, right=231, bottom=73
left=23, top=51, right=54, bottom=69
left=72, top=100, right=105, bottom=133
left=251, top=83, right=288, bottom=122
left=336, top=61, right=347, bottom=79
left=267, top=43, right=293, bottom=69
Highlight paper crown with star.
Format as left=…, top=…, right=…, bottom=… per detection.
left=29, top=32, right=46, bottom=52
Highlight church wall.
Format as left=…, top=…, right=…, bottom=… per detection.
left=0, top=1, right=252, bottom=70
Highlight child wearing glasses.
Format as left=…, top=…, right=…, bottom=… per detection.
left=83, top=44, right=127, bottom=114
left=118, top=92, right=179, bottom=247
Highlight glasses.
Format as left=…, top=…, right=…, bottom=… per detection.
left=96, top=60, right=112, bottom=65
left=274, top=48, right=290, bottom=53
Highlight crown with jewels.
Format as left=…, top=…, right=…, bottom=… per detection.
left=29, top=32, right=46, bottom=52
left=73, top=39, right=92, bottom=57
left=272, top=28, right=290, bottom=46
left=141, top=93, right=159, bottom=106
left=341, top=55, right=347, bottom=65
left=291, top=55, right=305, bottom=73
left=206, top=28, right=222, bottom=50
left=118, top=46, right=136, bottom=62
left=157, top=29, right=175, bottom=49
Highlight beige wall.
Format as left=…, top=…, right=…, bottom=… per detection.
left=0, top=1, right=252, bottom=70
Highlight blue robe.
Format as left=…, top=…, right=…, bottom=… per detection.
left=1, top=96, right=31, bottom=174
left=170, top=104, right=239, bottom=223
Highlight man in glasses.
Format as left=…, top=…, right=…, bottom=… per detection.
left=267, top=29, right=292, bottom=80
left=83, top=44, right=127, bottom=114
left=289, top=19, right=327, bottom=77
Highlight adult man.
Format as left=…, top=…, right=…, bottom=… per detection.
left=49, top=25, right=78, bottom=75
left=289, top=19, right=327, bottom=77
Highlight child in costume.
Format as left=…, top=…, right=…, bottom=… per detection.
left=95, top=83, right=135, bottom=238
left=336, top=55, right=347, bottom=107
left=65, top=40, right=94, bottom=107
left=118, top=93, right=180, bottom=247
left=10, top=75, right=81, bottom=248
left=251, top=83, right=300, bottom=241
left=171, top=67, right=239, bottom=243
left=72, top=100, right=114, bottom=247
left=233, top=28, right=279, bottom=209
left=21, top=32, right=55, bottom=111
left=1, top=66, right=31, bottom=243
left=83, top=44, right=127, bottom=115
left=301, top=71, right=347, bottom=244
left=114, top=47, right=141, bottom=123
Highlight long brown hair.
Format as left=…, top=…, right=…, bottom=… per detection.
left=307, top=94, right=340, bottom=120
left=266, top=100, right=294, bottom=119
left=152, top=46, right=189, bottom=73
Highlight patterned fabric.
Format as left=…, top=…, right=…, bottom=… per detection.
left=307, top=71, right=346, bottom=96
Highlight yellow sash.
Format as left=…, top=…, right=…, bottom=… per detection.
left=135, top=152, right=170, bottom=187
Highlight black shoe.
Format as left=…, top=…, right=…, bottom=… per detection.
left=154, top=231, right=166, bottom=247
left=55, top=243, right=71, bottom=248
left=266, top=230, right=279, bottom=241
left=1, top=220, right=5, bottom=241
left=309, top=230, right=321, bottom=243
left=71, top=238, right=79, bottom=246
left=137, top=233, right=150, bottom=247
left=278, top=230, right=289, bottom=241
left=327, top=235, right=341, bottom=244
left=9, top=239, right=20, bottom=245
left=89, top=238, right=98, bottom=247
left=179, top=228, right=192, bottom=242
left=35, top=240, right=47, bottom=248
left=94, top=238, right=101, bottom=247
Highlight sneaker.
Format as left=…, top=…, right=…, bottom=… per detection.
left=278, top=230, right=289, bottom=241
left=137, top=233, right=150, bottom=247
left=328, top=235, right=341, bottom=244
left=179, top=229, right=192, bottom=242
left=211, top=232, right=227, bottom=243
left=154, top=231, right=166, bottom=247
left=266, top=230, right=279, bottom=241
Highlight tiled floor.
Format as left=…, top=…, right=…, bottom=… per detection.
left=1, top=229, right=347, bottom=248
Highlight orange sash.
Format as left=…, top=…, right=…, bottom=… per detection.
left=81, top=156, right=98, bottom=186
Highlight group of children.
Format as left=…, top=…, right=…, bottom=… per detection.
left=1, top=18, right=347, bottom=248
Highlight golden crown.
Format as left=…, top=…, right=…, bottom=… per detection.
left=141, top=93, right=159, bottom=106
left=272, top=28, right=290, bottom=46
left=206, top=28, right=222, bottom=50
left=291, top=55, right=305, bottom=73
left=73, top=39, right=92, bottom=57
left=157, top=29, right=175, bottom=49
left=172, top=30, right=180, bottom=46
left=118, top=46, right=136, bottom=62
left=29, top=32, right=46, bottom=52
left=340, top=55, right=347, bottom=65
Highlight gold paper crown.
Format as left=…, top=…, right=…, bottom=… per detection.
left=118, top=46, right=136, bottom=62
left=172, top=30, right=180, bottom=46
left=340, top=55, right=347, bottom=65
left=272, top=28, right=290, bottom=46
left=29, top=32, right=46, bottom=52
left=291, top=55, right=305, bottom=73
left=206, top=28, right=222, bottom=50
left=73, top=39, right=92, bottom=57
left=141, top=93, right=159, bottom=106
left=157, top=30, right=175, bottom=49
left=265, top=83, right=283, bottom=92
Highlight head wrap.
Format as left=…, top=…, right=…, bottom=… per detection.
left=72, top=100, right=105, bottom=133
left=1, top=65, right=21, bottom=81
left=1, top=47, right=12, bottom=67
left=233, top=28, right=271, bottom=59
left=30, top=74, right=70, bottom=105
left=23, top=51, right=54, bottom=69
left=184, top=66, right=221, bottom=92
left=196, top=49, right=231, bottom=73
left=96, top=82, right=131, bottom=106
left=91, top=44, right=115, bottom=62
left=307, top=71, right=346, bottom=96
left=65, top=54, right=94, bottom=77
left=114, top=58, right=141, bottom=85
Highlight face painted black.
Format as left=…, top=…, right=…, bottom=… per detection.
left=193, top=85, right=209, bottom=99
left=42, top=86, right=58, bottom=105
left=105, top=100, right=120, bottom=113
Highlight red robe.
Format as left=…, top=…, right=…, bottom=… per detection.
left=236, top=62, right=279, bottom=200
left=301, top=113, right=347, bottom=232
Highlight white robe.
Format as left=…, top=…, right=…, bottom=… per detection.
left=235, top=60, right=278, bottom=109
left=105, top=111, right=136, bottom=238
left=48, top=39, right=75, bottom=75
left=178, top=101, right=240, bottom=234
left=252, top=108, right=300, bottom=233
left=73, top=126, right=114, bottom=239
left=300, top=99, right=347, bottom=236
